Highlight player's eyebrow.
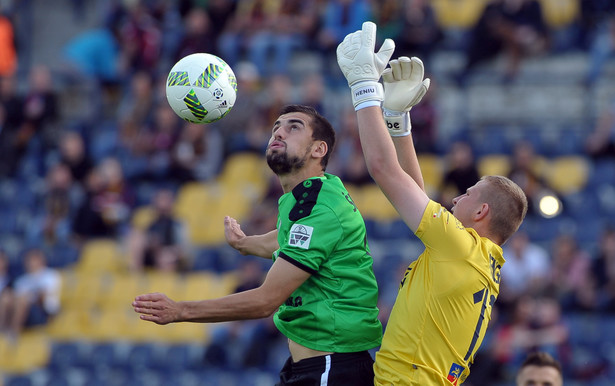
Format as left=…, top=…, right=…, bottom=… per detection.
left=273, top=118, right=306, bottom=128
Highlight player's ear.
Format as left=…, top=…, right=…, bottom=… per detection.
left=313, top=140, right=328, bottom=160
left=474, top=203, right=489, bottom=221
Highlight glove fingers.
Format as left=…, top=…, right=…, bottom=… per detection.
left=361, top=21, right=377, bottom=51
left=382, top=68, right=394, bottom=83
left=376, top=38, right=396, bottom=70
left=397, top=56, right=412, bottom=80
left=408, top=57, right=425, bottom=85
left=389, top=59, right=402, bottom=81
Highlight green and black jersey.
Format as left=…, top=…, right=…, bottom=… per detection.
left=273, top=173, right=382, bottom=353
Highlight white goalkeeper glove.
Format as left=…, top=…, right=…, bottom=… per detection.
left=382, top=56, right=431, bottom=137
left=336, top=21, right=395, bottom=110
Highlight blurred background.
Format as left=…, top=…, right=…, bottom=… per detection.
left=0, top=0, right=614, bottom=385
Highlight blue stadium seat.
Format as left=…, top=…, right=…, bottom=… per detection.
left=4, top=375, right=33, bottom=386
left=48, top=341, right=82, bottom=372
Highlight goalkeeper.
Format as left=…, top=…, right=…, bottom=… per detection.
left=337, top=22, right=528, bottom=385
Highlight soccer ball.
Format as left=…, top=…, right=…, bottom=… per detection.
left=165, top=53, right=237, bottom=124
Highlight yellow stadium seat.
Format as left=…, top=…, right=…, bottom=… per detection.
left=182, top=271, right=216, bottom=301
left=478, top=154, right=512, bottom=177
left=218, top=152, right=271, bottom=196
left=45, top=308, right=92, bottom=340
left=0, top=331, right=50, bottom=374
left=59, top=269, right=105, bottom=309
left=355, top=184, right=399, bottom=222
left=432, top=0, right=490, bottom=29
left=76, top=239, right=127, bottom=275
left=545, top=156, right=590, bottom=195
left=99, top=272, right=148, bottom=309
left=538, top=0, right=579, bottom=28
left=418, top=154, right=444, bottom=198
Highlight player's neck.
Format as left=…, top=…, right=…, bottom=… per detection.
left=277, top=167, right=325, bottom=194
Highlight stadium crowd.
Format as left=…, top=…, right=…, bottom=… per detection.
left=1, top=0, right=615, bottom=385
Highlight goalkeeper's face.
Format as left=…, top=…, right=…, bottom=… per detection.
left=266, top=112, right=315, bottom=176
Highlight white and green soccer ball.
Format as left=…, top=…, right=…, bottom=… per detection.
left=166, top=53, right=237, bottom=123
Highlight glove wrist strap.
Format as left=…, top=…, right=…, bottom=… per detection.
left=351, top=81, right=384, bottom=110
left=383, top=109, right=411, bottom=137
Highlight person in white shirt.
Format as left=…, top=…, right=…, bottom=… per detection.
left=0, top=248, right=61, bottom=340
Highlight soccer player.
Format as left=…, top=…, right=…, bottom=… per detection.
left=516, top=351, right=563, bottom=386
left=336, top=22, right=528, bottom=385
left=132, top=104, right=382, bottom=385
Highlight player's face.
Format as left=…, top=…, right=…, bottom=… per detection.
left=516, top=365, right=563, bottom=386
left=266, top=112, right=315, bottom=175
left=450, top=180, right=487, bottom=225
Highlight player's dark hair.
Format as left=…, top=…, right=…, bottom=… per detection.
left=279, top=105, right=336, bottom=171
left=519, top=351, right=562, bottom=375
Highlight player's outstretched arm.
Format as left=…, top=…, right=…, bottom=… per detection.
left=337, top=22, right=429, bottom=232
left=132, top=258, right=310, bottom=324
left=224, top=216, right=278, bottom=259
left=382, top=56, right=431, bottom=192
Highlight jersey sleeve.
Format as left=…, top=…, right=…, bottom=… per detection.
left=278, top=203, right=343, bottom=274
left=415, top=200, right=478, bottom=260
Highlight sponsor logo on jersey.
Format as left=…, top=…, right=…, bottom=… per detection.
left=288, top=224, right=313, bottom=249
left=446, top=363, right=465, bottom=385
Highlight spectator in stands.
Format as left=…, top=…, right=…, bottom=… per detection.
left=116, top=1, right=162, bottom=75
left=507, top=140, right=551, bottom=214
left=0, top=75, right=24, bottom=177
left=545, top=234, right=592, bottom=310
left=71, top=167, right=116, bottom=242
left=248, top=0, right=319, bottom=77
left=117, top=70, right=158, bottom=155
left=515, top=351, right=563, bottom=386
left=585, top=98, right=615, bottom=160
left=501, top=230, right=551, bottom=300
left=0, top=248, right=61, bottom=341
left=298, top=72, right=326, bottom=115
left=20, top=64, right=59, bottom=154
left=72, top=158, right=134, bottom=243
left=27, top=163, right=77, bottom=247
left=0, top=250, right=11, bottom=296
left=438, top=140, right=480, bottom=210
left=492, top=296, right=568, bottom=380
left=591, top=226, right=615, bottom=312
left=392, top=0, right=443, bottom=67
left=169, top=121, right=224, bottom=184
left=125, top=188, right=189, bottom=273
left=457, top=0, right=549, bottom=84
left=57, top=131, right=93, bottom=184
left=172, top=7, right=216, bottom=64
left=214, top=61, right=264, bottom=155
left=331, top=106, right=372, bottom=186
left=316, top=0, right=372, bottom=82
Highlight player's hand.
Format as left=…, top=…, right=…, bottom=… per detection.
left=132, top=292, right=182, bottom=325
left=224, top=216, right=246, bottom=252
left=336, top=21, right=395, bottom=110
left=382, top=56, right=431, bottom=137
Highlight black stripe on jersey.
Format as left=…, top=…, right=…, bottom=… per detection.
left=289, top=178, right=323, bottom=221
left=279, top=251, right=318, bottom=275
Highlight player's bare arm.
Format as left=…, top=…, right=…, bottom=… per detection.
left=132, top=257, right=310, bottom=324
left=336, top=22, right=430, bottom=232
left=224, top=216, right=278, bottom=258
left=356, top=107, right=429, bottom=232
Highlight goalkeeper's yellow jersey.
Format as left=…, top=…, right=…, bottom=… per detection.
left=374, top=200, right=504, bottom=386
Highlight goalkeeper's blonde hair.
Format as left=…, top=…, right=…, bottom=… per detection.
left=479, top=175, right=528, bottom=245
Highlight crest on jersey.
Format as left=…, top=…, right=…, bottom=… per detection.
left=446, top=363, right=465, bottom=385
left=289, top=224, right=313, bottom=249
